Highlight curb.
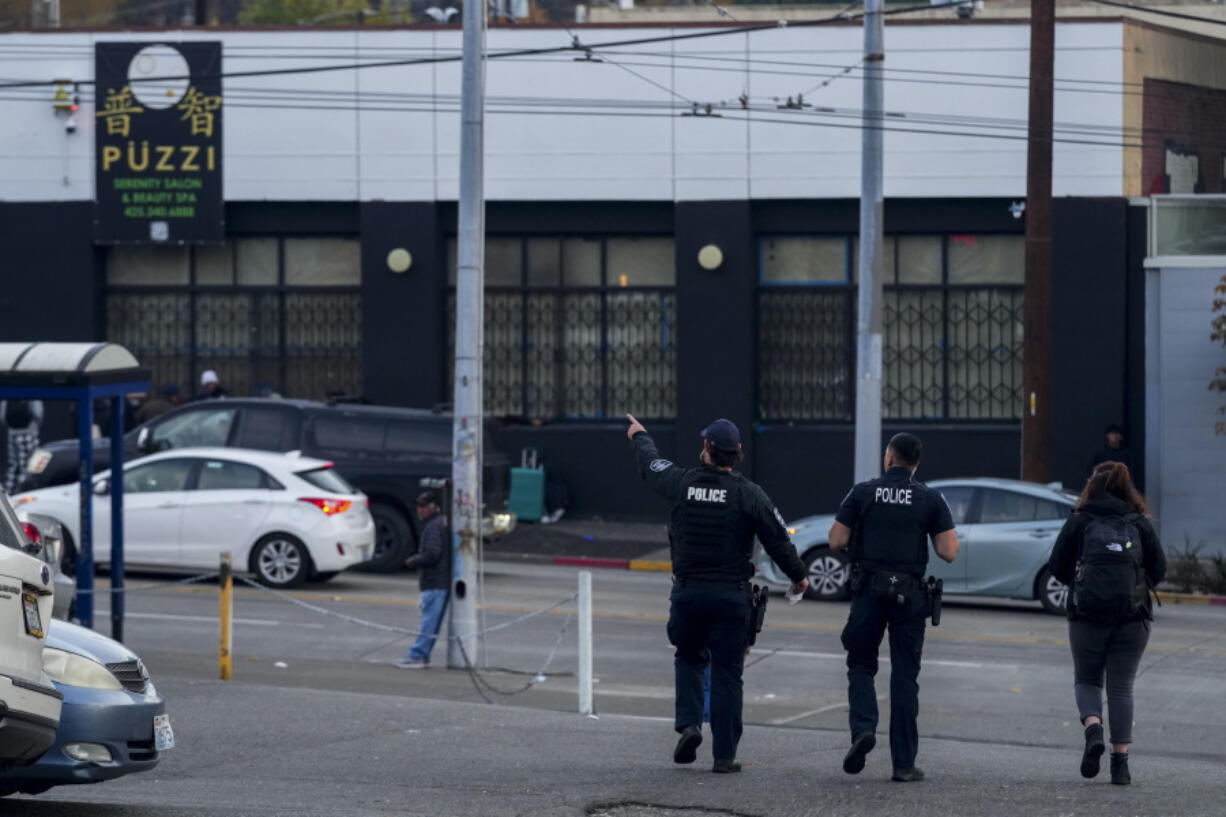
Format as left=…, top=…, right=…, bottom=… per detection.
left=551, top=556, right=672, bottom=572
left=1155, top=590, right=1226, bottom=607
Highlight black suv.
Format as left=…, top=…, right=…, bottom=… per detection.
left=21, top=399, right=509, bottom=573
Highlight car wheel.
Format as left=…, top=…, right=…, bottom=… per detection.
left=803, top=546, right=851, bottom=601
left=357, top=504, right=413, bottom=574
left=250, top=534, right=310, bottom=589
left=1037, top=567, right=1068, bottom=615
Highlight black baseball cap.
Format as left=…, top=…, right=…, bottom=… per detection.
left=701, top=418, right=741, bottom=451
left=415, top=491, right=441, bottom=507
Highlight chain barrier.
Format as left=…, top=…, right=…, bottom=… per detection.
left=232, top=576, right=580, bottom=704
left=234, top=575, right=577, bottom=641
left=454, top=604, right=575, bottom=704
left=71, top=572, right=221, bottom=595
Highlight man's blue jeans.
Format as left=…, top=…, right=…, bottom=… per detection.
left=407, top=589, right=449, bottom=661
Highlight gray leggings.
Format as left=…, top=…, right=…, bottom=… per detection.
left=1069, top=618, right=1150, bottom=745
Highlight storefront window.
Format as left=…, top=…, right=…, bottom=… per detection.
left=758, top=233, right=1023, bottom=421
left=105, top=238, right=362, bottom=401
left=447, top=236, right=677, bottom=419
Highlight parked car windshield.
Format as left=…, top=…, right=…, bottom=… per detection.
left=150, top=407, right=237, bottom=451
left=295, top=467, right=357, bottom=495
left=0, top=493, right=30, bottom=551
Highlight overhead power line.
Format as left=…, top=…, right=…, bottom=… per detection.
left=1085, top=0, right=1226, bottom=27
left=0, top=0, right=1000, bottom=90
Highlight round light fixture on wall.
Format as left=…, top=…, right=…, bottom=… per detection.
left=386, top=248, right=413, bottom=273
left=697, top=244, right=724, bottom=271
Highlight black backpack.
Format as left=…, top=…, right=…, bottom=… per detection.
left=1073, top=514, right=1149, bottom=622
left=4, top=400, right=32, bottom=429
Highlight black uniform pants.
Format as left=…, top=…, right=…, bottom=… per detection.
left=840, top=583, right=927, bottom=770
left=667, top=584, right=751, bottom=761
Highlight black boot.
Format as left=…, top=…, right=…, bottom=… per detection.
left=1081, top=723, right=1105, bottom=779
left=673, top=725, right=702, bottom=764
left=1110, top=752, right=1131, bottom=785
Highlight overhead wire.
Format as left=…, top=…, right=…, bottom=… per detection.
left=0, top=0, right=1023, bottom=90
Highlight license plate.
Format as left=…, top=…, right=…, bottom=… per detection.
left=154, top=714, right=175, bottom=751
left=22, top=591, right=43, bottom=638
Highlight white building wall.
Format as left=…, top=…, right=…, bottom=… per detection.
left=0, top=22, right=1125, bottom=203
left=1146, top=260, right=1226, bottom=557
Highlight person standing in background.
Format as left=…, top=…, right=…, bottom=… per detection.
left=195, top=370, right=228, bottom=401
left=2, top=399, right=43, bottom=494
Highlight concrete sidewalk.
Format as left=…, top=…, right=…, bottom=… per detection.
left=24, top=678, right=1226, bottom=817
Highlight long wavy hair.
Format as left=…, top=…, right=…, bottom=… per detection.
left=1076, top=461, right=1149, bottom=516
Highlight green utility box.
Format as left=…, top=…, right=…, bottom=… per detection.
left=508, top=448, right=545, bottom=522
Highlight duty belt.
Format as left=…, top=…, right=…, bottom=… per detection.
left=673, top=577, right=749, bottom=590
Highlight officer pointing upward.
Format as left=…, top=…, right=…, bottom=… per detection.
left=627, top=414, right=809, bottom=773
left=828, top=432, right=959, bottom=782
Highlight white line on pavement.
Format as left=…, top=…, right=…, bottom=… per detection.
left=769, top=695, right=888, bottom=726
left=753, top=648, right=1015, bottom=670
left=94, top=610, right=326, bottom=629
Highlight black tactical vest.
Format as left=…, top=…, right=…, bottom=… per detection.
left=854, top=471, right=930, bottom=576
left=670, top=468, right=748, bottom=580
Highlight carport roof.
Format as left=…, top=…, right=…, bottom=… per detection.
left=0, top=342, right=150, bottom=388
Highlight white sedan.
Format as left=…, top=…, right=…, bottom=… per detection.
left=12, top=448, right=375, bottom=588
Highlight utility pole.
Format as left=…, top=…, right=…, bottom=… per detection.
left=854, top=0, right=885, bottom=484
left=1022, top=0, right=1055, bottom=483
left=448, top=0, right=487, bottom=670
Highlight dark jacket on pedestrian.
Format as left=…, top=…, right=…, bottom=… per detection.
left=1047, top=494, right=1166, bottom=621
left=406, top=514, right=450, bottom=591
left=1086, top=445, right=1133, bottom=477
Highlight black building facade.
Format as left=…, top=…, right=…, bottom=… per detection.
left=0, top=196, right=1147, bottom=520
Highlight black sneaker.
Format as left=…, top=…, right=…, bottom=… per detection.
left=842, top=732, right=876, bottom=775
left=891, top=767, right=925, bottom=782
left=1081, top=723, right=1106, bottom=779
left=1110, top=752, right=1131, bottom=785
left=712, top=759, right=742, bottom=774
left=673, top=725, right=702, bottom=764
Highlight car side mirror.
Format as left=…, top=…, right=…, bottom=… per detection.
left=94, top=479, right=110, bottom=496
left=136, top=427, right=150, bottom=454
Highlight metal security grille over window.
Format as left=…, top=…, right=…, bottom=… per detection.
left=447, top=236, right=677, bottom=420
left=757, top=234, right=1023, bottom=421
left=104, top=238, right=362, bottom=401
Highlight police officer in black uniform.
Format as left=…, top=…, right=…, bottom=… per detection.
left=828, top=432, right=959, bottom=782
left=626, top=413, right=809, bottom=773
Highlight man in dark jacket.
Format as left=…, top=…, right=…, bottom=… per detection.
left=396, top=492, right=451, bottom=668
left=1086, top=424, right=1134, bottom=477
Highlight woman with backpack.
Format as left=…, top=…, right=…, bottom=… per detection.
left=1048, top=461, right=1166, bottom=785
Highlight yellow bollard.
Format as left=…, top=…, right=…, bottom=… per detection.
left=219, top=552, right=233, bottom=681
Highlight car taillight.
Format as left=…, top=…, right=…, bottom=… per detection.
left=298, top=498, right=351, bottom=516
left=21, top=522, right=40, bottom=545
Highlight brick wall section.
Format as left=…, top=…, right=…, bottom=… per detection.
left=1142, top=78, right=1226, bottom=194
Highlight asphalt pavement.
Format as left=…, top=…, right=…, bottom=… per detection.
left=6, top=561, right=1226, bottom=816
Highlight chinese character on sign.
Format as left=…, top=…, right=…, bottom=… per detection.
left=177, top=86, right=222, bottom=137
left=96, top=86, right=144, bottom=137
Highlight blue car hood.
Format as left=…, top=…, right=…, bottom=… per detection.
left=46, top=619, right=139, bottom=665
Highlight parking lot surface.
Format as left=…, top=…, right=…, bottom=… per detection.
left=7, top=560, right=1225, bottom=815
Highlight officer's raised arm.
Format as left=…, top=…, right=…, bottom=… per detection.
left=626, top=413, right=684, bottom=501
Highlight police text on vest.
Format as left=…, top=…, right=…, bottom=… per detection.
left=874, top=487, right=913, bottom=505
left=687, top=487, right=728, bottom=503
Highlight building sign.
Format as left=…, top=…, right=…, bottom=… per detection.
left=94, top=42, right=223, bottom=244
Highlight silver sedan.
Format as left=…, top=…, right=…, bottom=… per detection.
left=755, top=478, right=1076, bottom=614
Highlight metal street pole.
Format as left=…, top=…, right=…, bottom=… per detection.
left=1022, top=0, right=1055, bottom=483
left=854, top=0, right=885, bottom=484
left=448, top=0, right=487, bottom=670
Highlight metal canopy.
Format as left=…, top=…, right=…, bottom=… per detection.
left=0, top=341, right=150, bottom=641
